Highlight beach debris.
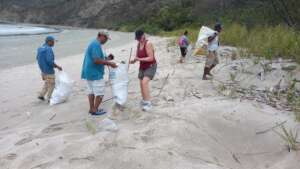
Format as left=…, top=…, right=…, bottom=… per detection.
left=4, top=153, right=17, bottom=160
left=49, top=113, right=56, bottom=121
left=164, top=95, right=174, bottom=102
left=282, top=65, right=297, bottom=72
left=232, top=153, right=241, bottom=164
left=213, top=57, right=300, bottom=112
left=156, top=73, right=170, bottom=97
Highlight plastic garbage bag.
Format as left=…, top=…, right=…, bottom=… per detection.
left=195, top=26, right=216, bottom=48
left=98, top=118, right=118, bottom=132
left=50, top=71, right=74, bottom=105
left=192, top=26, right=216, bottom=56
left=109, top=63, right=129, bottom=105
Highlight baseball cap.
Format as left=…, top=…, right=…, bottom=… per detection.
left=45, top=36, right=55, bottom=42
left=135, top=30, right=144, bottom=40
left=98, top=30, right=111, bottom=40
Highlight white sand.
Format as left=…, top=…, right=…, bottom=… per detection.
left=0, top=37, right=299, bottom=169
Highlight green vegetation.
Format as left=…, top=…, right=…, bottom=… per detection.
left=117, top=0, right=300, bottom=62
left=221, top=24, right=300, bottom=62
left=274, top=125, right=299, bottom=151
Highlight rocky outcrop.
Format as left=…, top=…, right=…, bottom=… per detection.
left=0, top=0, right=222, bottom=28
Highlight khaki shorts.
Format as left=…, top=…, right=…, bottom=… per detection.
left=86, top=80, right=105, bottom=96
left=205, top=51, right=219, bottom=68
left=138, top=64, right=157, bottom=80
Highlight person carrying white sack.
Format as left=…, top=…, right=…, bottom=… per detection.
left=36, top=36, right=62, bottom=103
left=81, top=31, right=117, bottom=116
left=202, top=23, right=222, bottom=80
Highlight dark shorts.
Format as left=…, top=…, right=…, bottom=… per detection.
left=180, top=47, right=187, bottom=57
left=138, top=64, right=157, bottom=80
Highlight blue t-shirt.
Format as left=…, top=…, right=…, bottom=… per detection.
left=81, top=39, right=105, bottom=80
left=36, top=44, right=55, bottom=74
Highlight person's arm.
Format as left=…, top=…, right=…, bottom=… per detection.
left=54, top=63, right=62, bottom=71
left=208, top=32, right=218, bottom=43
left=92, top=45, right=117, bottom=68
left=136, top=42, right=155, bottom=62
left=94, top=59, right=117, bottom=68
left=130, top=48, right=139, bottom=64
left=46, top=49, right=62, bottom=71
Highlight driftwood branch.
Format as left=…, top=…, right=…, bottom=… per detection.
left=156, top=74, right=170, bottom=97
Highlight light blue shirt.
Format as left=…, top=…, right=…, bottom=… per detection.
left=81, top=39, right=105, bottom=80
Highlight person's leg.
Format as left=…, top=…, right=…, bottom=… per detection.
left=94, top=96, right=103, bottom=111
left=203, top=52, right=214, bottom=80
left=141, top=77, right=151, bottom=101
left=46, top=75, right=55, bottom=101
left=179, top=47, right=187, bottom=63
left=138, top=69, right=146, bottom=101
left=93, top=80, right=105, bottom=112
left=86, top=81, right=96, bottom=113
left=88, top=94, right=96, bottom=113
left=207, top=51, right=218, bottom=76
left=140, top=79, right=146, bottom=100
left=202, top=66, right=210, bottom=80
left=38, top=74, right=47, bottom=100
left=208, top=64, right=215, bottom=76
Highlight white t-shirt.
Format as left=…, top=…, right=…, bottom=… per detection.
left=208, top=32, right=219, bottom=51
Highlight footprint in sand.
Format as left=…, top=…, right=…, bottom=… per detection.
left=69, top=156, right=95, bottom=164
left=15, top=137, right=33, bottom=146
left=31, top=161, right=53, bottom=169
left=41, top=123, right=65, bottom=134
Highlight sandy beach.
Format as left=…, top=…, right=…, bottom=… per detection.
left=0, top=34, right=299, bottom=169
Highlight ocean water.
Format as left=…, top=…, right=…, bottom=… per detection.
left=0, top=24, right=60, bottom=36
left=0, top=24, right=134, bottom=70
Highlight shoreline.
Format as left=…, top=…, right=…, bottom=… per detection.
left=0, top=26, right=134, bottom=71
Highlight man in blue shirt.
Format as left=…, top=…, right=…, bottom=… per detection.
left=81, top=31, right=117, bottom=116
left=37, top=36, right=62, bottom=102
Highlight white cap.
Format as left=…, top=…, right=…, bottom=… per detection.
left=98, top=30, right=111, bottom=40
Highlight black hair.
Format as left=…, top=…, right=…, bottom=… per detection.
left=214, top=23, right=222, bottom=32
left=135, top=29, right=144, bottom=40
left=184, top=30, right=188, bottom=35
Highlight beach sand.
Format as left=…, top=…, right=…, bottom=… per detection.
left=0, top=36, right=299, bottom=169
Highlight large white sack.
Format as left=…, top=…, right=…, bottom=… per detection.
left=50, top=71, right=74, bottom=105
left=195, top=26, right=216, bottom=48
left=109, top=63, right=129, bottom=105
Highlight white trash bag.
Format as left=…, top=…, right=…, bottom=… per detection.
left=50, top=71, right=74, bottom=105
left=195, top=26, right=216, bottom=48
left=109, top=63, right=129, bottom=105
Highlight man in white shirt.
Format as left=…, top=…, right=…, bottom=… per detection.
left=203, top=23, right=222, bottom=80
